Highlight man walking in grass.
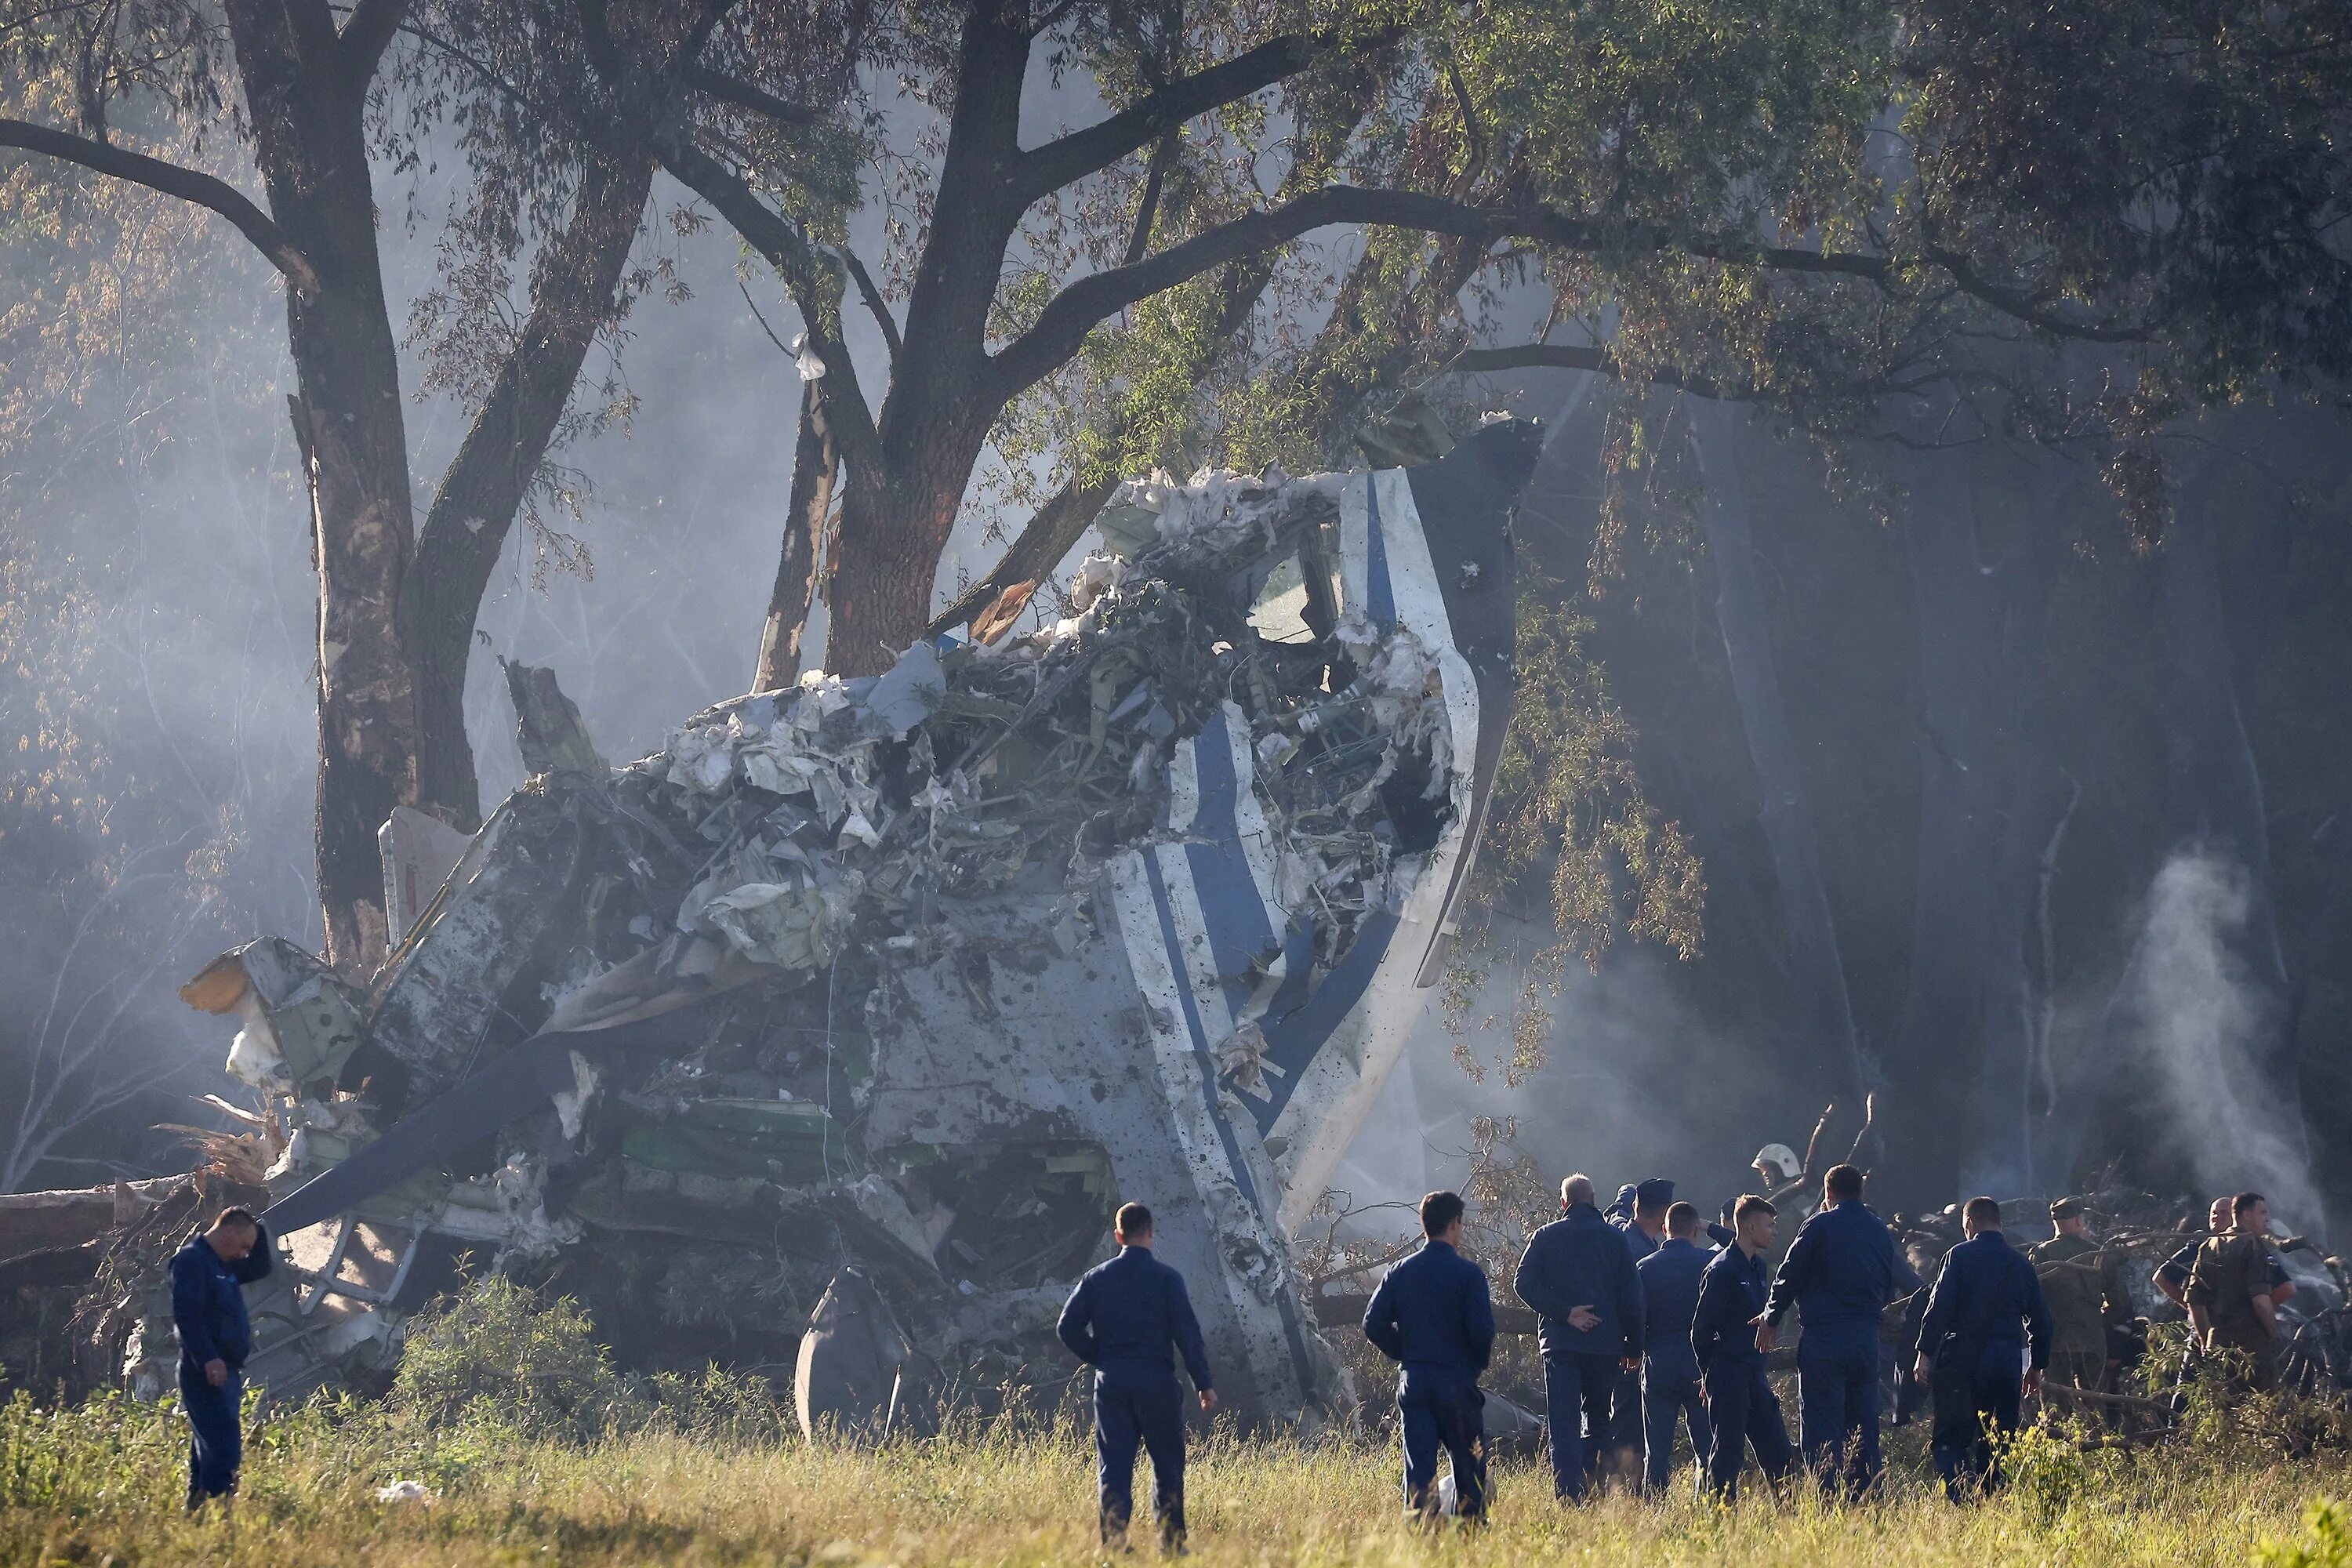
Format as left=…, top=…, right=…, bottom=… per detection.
left=1058, top=1202, right=1218, bottom=1552
left=171, top=1205, right=273, bottom=1512
left=1363, top=1190, right=1496, bottom=1522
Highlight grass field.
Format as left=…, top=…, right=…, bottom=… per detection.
left=5, top=1388, right=2350, bottom=1568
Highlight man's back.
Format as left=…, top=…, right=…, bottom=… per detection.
left=1058, top=1246, right=1213, bottom=1386
left=1920, top=1234, right=2049, bottom=1356
left=1767, top=1201, right=1913, bottom=1331
left=1515, top=1204, right=1644, bottom=1359
left=1637, top=1239, right=1712, bottom=1378
left=2030, top=1234, right=2107, bottom=1353
left=1363, top=1240, right=1495, bottom=1379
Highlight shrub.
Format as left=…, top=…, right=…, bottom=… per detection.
left=390, top=1275, right=645, bottom=1442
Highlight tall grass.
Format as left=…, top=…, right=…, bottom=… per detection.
left=4, top=1387, right=2348, bottom=1568
left=7, top=1279, right=2343, bottom=1566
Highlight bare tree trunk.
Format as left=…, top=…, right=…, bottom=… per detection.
left=228, top=0, right=420, bottom=972
left=2035, top=454, right=2304, bottom=1193
left=412, top=151, right=655, bottom=828
left=753, top=379, right=836, bottom=689
left=1688, top=400, right=1867, bottom=1116
left=1891, top=426, right=2071, bottom=1197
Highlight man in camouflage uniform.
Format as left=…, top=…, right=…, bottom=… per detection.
left=2030, top=1197, right=2118, bottom=1394
left=2187, top=1191, right=2283, bottom=1395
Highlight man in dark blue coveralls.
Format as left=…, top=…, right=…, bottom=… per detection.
left=1058, top=1202, right=1218, bottom=1550
left=1914, top=1196, right=2052, bottom=1501
left=1363, top=1190, right=1496, bottom=1521
left=1758, top=1163, right=1919, bottom=1497
left=170, top=1205, right=273, bottom=1512
left=1636, top=1201, right=1716, bottom=1496
left=1514, top=1173, right=1643, bottom=1501
left=1692, top=1195, right=1793, bottom=1501
left=1606, top=1178, right=1674, bottom=1474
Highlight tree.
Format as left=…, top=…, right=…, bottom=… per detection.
left=0, top=1, right=663, bottom=969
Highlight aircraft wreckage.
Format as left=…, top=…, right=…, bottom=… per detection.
left=19, top=419, right=1541, bottom=1432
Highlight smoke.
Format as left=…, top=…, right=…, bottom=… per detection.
left=2124, top=847, right=2318, bottom=1230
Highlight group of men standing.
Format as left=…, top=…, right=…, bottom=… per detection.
left=1378, top=1163, right=2082, bottom=1513
left=1508, top=1163, right=1952, bottom=1504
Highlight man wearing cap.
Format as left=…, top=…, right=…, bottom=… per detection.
left=1693, top=1195, right=1794, bottom=1501
left=1758, top=1163, right=1918, bottom=1497
left=1058, top=1202, right=1218, bottom=1550
left=2031, top=1198, right=2122, bottom=1396
left=1915, top=1197, right=2052, bottom=1501
left=1636, top=1201, right=1716, bottom=1495
left=1606, top=1179, right=1677, bottom=1472
left=1515, top=1173, right=1645, bottom=1501
left=1363, top=1191, right=1495, bottom=1522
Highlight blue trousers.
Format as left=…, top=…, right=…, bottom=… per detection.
left=1398, top=1371, right=1486, bottom=1519
left=1642, top=1365, right=1713, bottom=1494
left=180, top=1360, right=242, bottom=1505
left=1797, top=1333, right=1883, bottom=1497
left=1542, top=1352, right=1620, bottom=1501
left=1700, top=1360, right=1793, bottom=1501
left=1094, top=1374, right=1185, bottom=1543
left=1609, top=1362, right=1645, bottom=1454
left=1930, top=1344, right=2024, bottom=1501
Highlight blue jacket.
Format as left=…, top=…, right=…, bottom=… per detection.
left=1637, top=1238, right=1714, bottom=1382
left=1764, top=1200, right=1920, bottom=1339
left=1917, top=1232, right=2053, bottom=1370
left=1058, top=1245, right=1215, bottom=1388
left=170, top=1229, right=273, bottom=1371
left=1515, top=1203, right=1644, bottom=1360
left=1363, top=1239, right=1495, bottom=1381
left=1615, top=1216, right=1661, bottom=1264
left=1691, top=1243, right=1771, bottom=1372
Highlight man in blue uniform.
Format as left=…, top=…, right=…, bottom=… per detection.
left=1363, top=1190, right=1496, bottom=1521
left=1607, top=1178, right=1675, bottom=1470
left=1515, top=1173, right=1644, bottom=1501
left=170, top=1205, right=273, bottom=1511
left=1759, top=1163, right=1919, bottom=1497
left=1914, top=1196, right=2052, bottom=1501
left=1058, top=1203, right=1218, bottom=1549
left=1635, top=1200, right=1716, bottom=1495
left=1692, top=1194, right=1793, bottom=1501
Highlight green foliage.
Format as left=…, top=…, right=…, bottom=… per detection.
left=2265, top=1500, right=2352, bottom=1568
left=0, top=1388, right=183, bottom=1513
left=388, top=1275, right=794, bottom=1454
left=389, top=1276, right=644, bottom=1442
left=1482, top=585, right=1707, bottom=972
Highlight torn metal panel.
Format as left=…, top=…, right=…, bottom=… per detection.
left=143, top=423, right=1539, bottom=1429
left=379, top=807, right=476, bottom=942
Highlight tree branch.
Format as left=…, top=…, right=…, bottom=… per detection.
left=1014, top=30, right=1356, bottom=203
left=0, top=118, right=321, bottom=297
left=840, top=244, right=901, bottom=365
left=338, top=0, right=412, bottom=82
left=686, top=62, right=822, bottom=126
left=1123, top=127, right=1176, bottom=266
left=988, top=185, right=2140, bottom=405
left=654, top=135, right=881, bottom=474
left=1450, top=342, right=1744, bottom=399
